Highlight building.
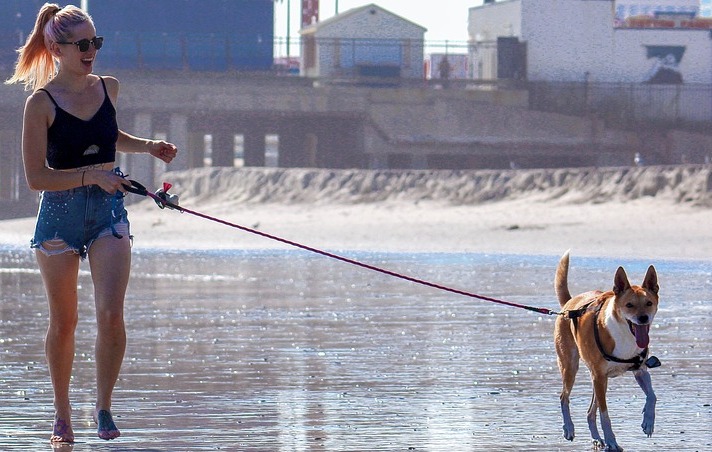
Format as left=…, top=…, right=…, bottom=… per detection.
left=468, top=0, right=712, bottom=84
left=92, top=0, right=274, bottom=71
left=0, top=0, right=275, bottom=73
left=299, top=4, right=426, bottom=79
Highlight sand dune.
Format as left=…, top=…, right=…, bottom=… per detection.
left=0, top=165, right=710, bottom=260
left=156, top=165, right=712, bottom=206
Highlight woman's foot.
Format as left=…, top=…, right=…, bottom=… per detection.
left=94, top=409, right=120, bottom=440
left=50, top=415, right=74, bottom=444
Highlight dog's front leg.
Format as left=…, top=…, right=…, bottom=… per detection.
left=586, top=392, right=604, bottom=448
left=634, top=369, right=656, bottom=436
left=592, top=375, right=623, bottom=452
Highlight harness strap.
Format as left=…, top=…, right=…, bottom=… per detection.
left=564, top=299, right=597, bottom=331
left=592, top=303, right=648, bottom=370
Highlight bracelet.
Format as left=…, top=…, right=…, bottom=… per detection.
left=81, top=171, right=86, bottom=187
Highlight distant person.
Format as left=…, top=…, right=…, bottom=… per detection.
left=634, top=152, right=644, bottom=166
left=438, top=56, right=451, bottom=87
left=5, top=3, right=177, bottom=444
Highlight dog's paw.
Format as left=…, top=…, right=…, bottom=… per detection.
left=603, top=441, right=624, bottom=451
left=562, top=423, right=575, bottom=441
left=641, top=408, right=655, bottom=436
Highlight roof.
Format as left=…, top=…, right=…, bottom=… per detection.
left=300, top=3, right=427, bottom=35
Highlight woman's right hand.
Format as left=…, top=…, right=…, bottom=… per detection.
left=84, top=170, right=132, bottom=195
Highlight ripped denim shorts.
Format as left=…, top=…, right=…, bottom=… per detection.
left=31, top=168, right=130, bottom=259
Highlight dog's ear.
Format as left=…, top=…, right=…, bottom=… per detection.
left=613, top=266, right=630, bottom=296
left=642, top=265, right=659, bottom=294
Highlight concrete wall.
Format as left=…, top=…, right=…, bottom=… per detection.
left=1, top=72, right=710, bottom=208
left=522, top=0, right=616, bottom=82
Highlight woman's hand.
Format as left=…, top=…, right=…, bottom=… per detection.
left=148, top=140, right=178, bottom=164
left=84, top=170, right=132, bottom=195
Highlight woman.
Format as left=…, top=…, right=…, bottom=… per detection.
left=6, top=3, right=177, bottom=444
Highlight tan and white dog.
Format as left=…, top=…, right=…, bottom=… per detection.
left=554, top=251, right=660, bottom=451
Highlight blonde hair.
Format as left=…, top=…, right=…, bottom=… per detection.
left=5, top=3, right=93, bottom=90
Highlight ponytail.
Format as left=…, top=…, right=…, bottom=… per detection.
left=5, top=3, right=92, bottom=91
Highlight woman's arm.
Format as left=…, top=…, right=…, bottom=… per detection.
left=22, top=92, right=63, bottom=191
left=116, top=130, right=177, bottom=164
left=104, top=76, right=177, bottom=164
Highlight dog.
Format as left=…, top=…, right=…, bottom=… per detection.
left=554, top=250, right=660, bottom=451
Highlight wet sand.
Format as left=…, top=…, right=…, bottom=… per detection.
left=0, top=249, right=710, bottom=451
left=0, top=166, right=710, bottom=450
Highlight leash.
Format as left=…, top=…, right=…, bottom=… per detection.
left=124, top=180, right=562, bottom=317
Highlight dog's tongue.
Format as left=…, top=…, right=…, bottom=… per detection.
left=633, top=323, right=650, bottom=348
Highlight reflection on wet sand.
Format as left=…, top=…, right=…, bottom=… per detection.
left=1, top=248, right=710, bottom=450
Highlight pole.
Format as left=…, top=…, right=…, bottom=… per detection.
left=286, top=0, right=291, bottom=57
left=335, top=0, right=339, bottom=14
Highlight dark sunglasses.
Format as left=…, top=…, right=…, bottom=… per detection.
left=56, top=36, right=104, bottom=52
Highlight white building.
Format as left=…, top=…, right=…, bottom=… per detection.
left=299, top=4, right=426, bottom=79
left=468, top=0, right=712, bottom=84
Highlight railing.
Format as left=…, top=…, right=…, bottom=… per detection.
left=1, top=33, right=472, bottom=74
left=2, top=32, right=710, bottom=130
left=527, top=81, right=712, bottom=132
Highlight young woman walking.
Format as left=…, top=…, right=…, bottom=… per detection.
left=6, top=3, right=177, bottom=444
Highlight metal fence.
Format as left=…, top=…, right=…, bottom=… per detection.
left=2, top=31, right=710, bottom=130
left=527, top=81, right=712, bottom=131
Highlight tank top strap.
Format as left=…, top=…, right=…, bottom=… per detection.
left=37, top=88, right=60, bottom=108
left=99, top=76, right=108, bottom=96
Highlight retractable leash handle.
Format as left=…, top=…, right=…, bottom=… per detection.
left=154, top=182, right=181, bottom=210
left=125, top=180, right=182, bottom=211
left=124, top=179, right=149, bottom=196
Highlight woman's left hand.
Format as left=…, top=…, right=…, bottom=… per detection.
left=148, top=140, right=178, bottom=163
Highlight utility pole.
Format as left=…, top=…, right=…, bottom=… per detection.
left=286, top=0, right=291, bottom=57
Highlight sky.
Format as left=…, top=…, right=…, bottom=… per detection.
left=274, top=1, right=484, bottom=45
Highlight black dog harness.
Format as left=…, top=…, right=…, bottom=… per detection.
left=566, top=301, right=661, bottom=371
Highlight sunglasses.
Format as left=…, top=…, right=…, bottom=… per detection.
left=56, top=36, right=104, bottom=52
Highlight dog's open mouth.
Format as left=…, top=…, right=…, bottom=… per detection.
left=628, top=321, right=650, bottom=348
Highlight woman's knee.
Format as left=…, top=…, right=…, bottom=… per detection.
left=48, top=312, right=79, bottom=337
left=95, top=307, right=125, bottom=330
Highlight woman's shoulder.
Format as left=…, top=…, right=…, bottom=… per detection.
left=97, top=75, right=120, bottom=102
left=22, top=89, right=55, bottom=125
left=25, top=87, right=54, bottom=111
left=98, top=75, right=120, bottom=89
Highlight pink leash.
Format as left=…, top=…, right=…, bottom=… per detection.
left=126, top=180, right=562, bottom=317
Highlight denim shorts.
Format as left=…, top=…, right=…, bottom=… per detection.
left=31, top=173, right=130, bottom=259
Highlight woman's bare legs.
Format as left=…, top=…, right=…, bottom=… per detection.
left=36, top=250, right=80, bottom=444
left=88, top=233, right=131, bottom=440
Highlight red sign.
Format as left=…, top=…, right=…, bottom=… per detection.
left=302, top=0, right=319, bottom=27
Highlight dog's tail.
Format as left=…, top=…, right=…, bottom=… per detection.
left=555, top=250, right=572, bottom=307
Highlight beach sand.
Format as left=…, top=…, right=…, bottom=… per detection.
left=1, top=166, right=710, bottom=451
left=0, top=165, right=710, bottom=260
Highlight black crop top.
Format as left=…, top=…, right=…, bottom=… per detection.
left=38, top=77, right=119, bottom=170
